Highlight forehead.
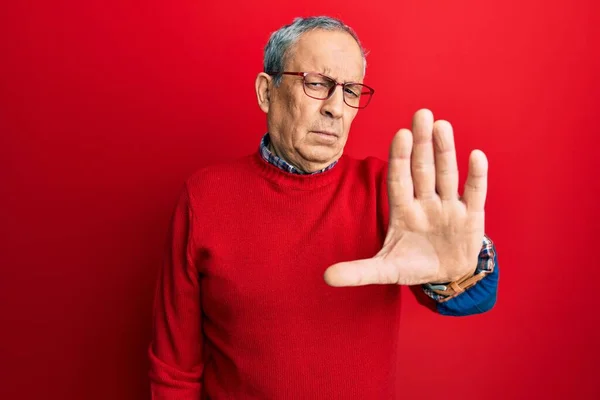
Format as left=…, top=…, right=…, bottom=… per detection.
left=285, top=29, right=364, bottom=82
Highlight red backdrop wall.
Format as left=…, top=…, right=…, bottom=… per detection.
left=1, top=1, right=598, bottom=399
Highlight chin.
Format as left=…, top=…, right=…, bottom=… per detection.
left=301, top=147, right=340, bottom=166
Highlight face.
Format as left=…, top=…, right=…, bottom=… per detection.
left=256, top=29, right=365, bottom=173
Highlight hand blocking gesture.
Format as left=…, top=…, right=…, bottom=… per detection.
left=324, top=109, right=488, bottom=287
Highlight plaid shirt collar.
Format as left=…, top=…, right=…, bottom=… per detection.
left=259, top=133, right=337, bottom=175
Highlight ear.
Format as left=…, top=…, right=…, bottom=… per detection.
left=255, top=72, right=272, bottom=114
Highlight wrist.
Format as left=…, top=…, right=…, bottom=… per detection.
left=425, top=270, right=489, bottom=302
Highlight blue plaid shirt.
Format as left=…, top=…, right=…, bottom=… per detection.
left=259, top=133, right=498, bottom=314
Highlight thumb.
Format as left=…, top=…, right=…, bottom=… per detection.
left=323, top=258, right=396, bottom=287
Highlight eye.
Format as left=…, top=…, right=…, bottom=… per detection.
left=344, top=85, right=361, bottom=98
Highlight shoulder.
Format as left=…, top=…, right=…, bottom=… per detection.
left=183, top=154, right=257, bottom=198
left=341, top=154, right=388, bottom=182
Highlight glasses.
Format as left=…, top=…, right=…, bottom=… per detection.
left=269, top=72, right=375, bottom=109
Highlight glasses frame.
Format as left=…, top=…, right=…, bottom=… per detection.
left=268, top=71, right=375, bottom=109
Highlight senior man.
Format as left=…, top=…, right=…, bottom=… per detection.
left=149, top=16, right=499, bottom=399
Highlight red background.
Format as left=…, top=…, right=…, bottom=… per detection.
left=1, top=1, right=598, bottom=399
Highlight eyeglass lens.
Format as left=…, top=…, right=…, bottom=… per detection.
left=303, top=73, right=371, bottom=108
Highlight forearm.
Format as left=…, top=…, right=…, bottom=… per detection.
left=149, top=351, right=203, bottom=399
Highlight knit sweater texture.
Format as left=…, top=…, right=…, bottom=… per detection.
left=149, top=151, right=435, bottom=399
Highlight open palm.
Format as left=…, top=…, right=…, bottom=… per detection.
left=324, top=109, right=488, bottom=287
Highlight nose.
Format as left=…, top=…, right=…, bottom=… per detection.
left=320, top=84, right=344, bottom=119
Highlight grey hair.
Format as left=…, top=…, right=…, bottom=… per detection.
left=263, top=16, right=367, bottom=86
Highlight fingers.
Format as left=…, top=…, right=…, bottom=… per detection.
left=463, top=150, right=488, bottom=212
left=398, top=109, right=485, bottom=209
left=388, top=128, right=414, bottom=208
left=432, top=120, right=459, bottom=200
left=411, top=109, right=436, bottom=199
left=323, top=259, right=396, bottom=287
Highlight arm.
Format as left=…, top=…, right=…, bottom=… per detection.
left=149, top=185, right=204, bottom=399
left=423, top=235, right=499, bottom=316
left=324, top=111, right=496, bottom=304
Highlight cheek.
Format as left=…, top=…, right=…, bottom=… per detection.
left=343, top=112, right=358, bottom=133
left=293, top=98, right=318, bottom=120
left=288, top=103, right=321, bottom=139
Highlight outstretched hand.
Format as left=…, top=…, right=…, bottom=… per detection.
left=324, top=109, right=487, bottom=287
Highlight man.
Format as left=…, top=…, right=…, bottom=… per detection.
left=149, top=16, right=498, bottom=399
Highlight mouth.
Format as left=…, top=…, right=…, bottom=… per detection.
left=312, top=131, right=339, bottom=138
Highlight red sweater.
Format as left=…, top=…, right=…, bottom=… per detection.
left=149, top=151, right=432, bottom=399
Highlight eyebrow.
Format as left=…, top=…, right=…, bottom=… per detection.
left=320, top=68, right=361, bottom=83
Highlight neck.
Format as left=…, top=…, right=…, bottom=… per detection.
left=268, top=141, right=309, bottom=173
